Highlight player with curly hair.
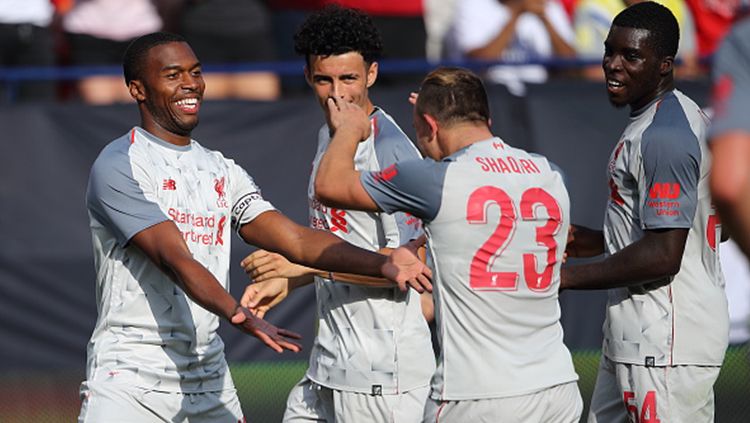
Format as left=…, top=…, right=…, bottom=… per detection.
left=238, top=5, right=435, bottom=423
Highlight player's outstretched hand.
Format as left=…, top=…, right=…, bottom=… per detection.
left=326, top=97, right=371, bottom=142
left=231, top=305, right=302, bottom=353
left=240, top=278, right=291, bottom=319
left=382, top=245, right=433, bottom=293
left=241, top=249, right=310, bottom=283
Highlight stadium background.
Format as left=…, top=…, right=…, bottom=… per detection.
left=1, top=75, right=748, bottom=421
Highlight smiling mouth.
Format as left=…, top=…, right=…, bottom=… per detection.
left=175, top=98, right=200, bottom=113
left=606, top=79, right=626, bottom=96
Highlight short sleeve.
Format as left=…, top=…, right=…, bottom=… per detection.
left=639, top=116, right=701, bottom=230
left=709, top=21, right=750, bottom=139
left=361, top=159, right=448, bottom=223
left=228, top=161, right=276, bottom=232
left=372, top=113, right=425, bottom=246
left=86, top=147, right=168, bottom=246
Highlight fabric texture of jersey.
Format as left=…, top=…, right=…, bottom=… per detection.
left=362, top=137, right=578, bottom=400
left=709, top=18, right=750, bottom=139
left=85, top=127, right=275, bottom=393
left=602, top=90, right=728, bottom=366
left=306, top=107, right=434, bottom=394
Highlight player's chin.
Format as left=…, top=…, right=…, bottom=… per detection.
left=607, top=95, right=629, bottom=109
left=176, top=118, right=199, bottom=134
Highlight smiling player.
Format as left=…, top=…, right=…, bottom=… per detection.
left=78, top=31, right=431, bottom=423
left=562, top=3, right=728, bottom=422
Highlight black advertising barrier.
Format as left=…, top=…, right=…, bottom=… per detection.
left=0, top=79, right=711, bottom=371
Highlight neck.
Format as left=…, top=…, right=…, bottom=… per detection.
left=439, top=122, right=494, bottom=158
left=631, top=78, right=674, bottom=112
left=140, top=116, right=191, bottom=146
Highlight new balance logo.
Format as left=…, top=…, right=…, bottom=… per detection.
left=649, top=183, right=680, bottom=199
left=163, top=179, right=177, bottom=190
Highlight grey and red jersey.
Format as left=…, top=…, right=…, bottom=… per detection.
left=361, top=137, right=578, bottom=400
left=306, top=107, right=435, bottom=394
left=602, top=90, right=728, bottom=366
left=710, top=18, right=750, bottom=139
left=85, top=127, right=275, bottom=392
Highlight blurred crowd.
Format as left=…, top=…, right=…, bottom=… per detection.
left=0, top=0, right=747, bottom=103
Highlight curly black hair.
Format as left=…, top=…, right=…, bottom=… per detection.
left=612, top=1, right=679, bottom=59
left=293, top=5, right=383, bottom=66
left=123, top=32, right=186, bottom=85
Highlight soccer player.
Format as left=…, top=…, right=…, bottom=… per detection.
left=710, top=17, right=750, bottom=259
left=314, top=66, right=582, bottom=423
left=79, top=32, right=430, bottom=423
left=239, top=6, right=435, bottom=422
left=561, top=3, right=728, bottom=422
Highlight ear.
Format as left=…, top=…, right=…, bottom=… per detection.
left=129, top=80, right=145, bottom=102
left=366, top=61, right=378, bottom=88
left=423, top=113, right=439, bottom=139
left=660, top=56, right=674, bottom=76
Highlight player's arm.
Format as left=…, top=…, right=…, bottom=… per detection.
left=564, top=120, right=698, bottom=290
left=242, top=235, right=427, bottom=285
left=314, top=98, right=381, bottom=212
left=239, top=240, right=428, bottom=316
left=709, top=25, right=750, bottom=253
left=561, top=228, right=688, bottom=290
left=237, top=210, right=431, bottom=293
left=130, top=220, right=302, bottom=353
left=566, top=224, right=605, bottom=258
left=241, top=249, right=391, bottom=287
left=711, top=133, right=750, bottom=253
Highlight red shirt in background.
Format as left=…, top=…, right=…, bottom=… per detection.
left=685, top=0, right=738, bottom=56
left=269, top=0, right=422, bottom=16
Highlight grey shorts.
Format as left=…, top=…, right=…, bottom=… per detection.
left=423, top=381, right=582, bottom=423
left=587, top=355, right=720, bottom=423
left=283, top=376, right=429, bottom=423
left=78, top=380, right=244, bottom=423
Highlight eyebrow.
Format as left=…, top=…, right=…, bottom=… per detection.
left=160, top=62, right=202, bottom=72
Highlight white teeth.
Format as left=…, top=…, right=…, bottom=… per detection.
left=176, top=98, right=198, bottom=106
left=608, top=80, right=623, bottom=87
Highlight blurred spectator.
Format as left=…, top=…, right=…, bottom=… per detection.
left=574, top=0, right=700, bottom=80
left=444, top=0, right=576, bottom=96
left=685, top=0, right=745, bottom=58
left=180, top=0, right=281, bottom=101
left=61, top=0, right=176, bottom=104
left=0, top=0, right=56, bottom=101
left=424, top=0, right=457, bottom=61
left=559, top=0, right=580, bottom=18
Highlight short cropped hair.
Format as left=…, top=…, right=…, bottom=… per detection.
left=293, top=5, right=383, bottom=65
left=416, top=67, right=490, bottom=127
left=612, top=1, right=679, bottom=58
left=123, top=32, right=187, bottom=85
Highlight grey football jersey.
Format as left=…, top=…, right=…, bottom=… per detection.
left=602, top=90, right=728, bottom=366
left=710, top=19, right=750, bottom=139
left=85, top=127, right=275, bottom=392
left=306, top=108, right=435, bottom=394
left=362, top=137, right=578, bottom=400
